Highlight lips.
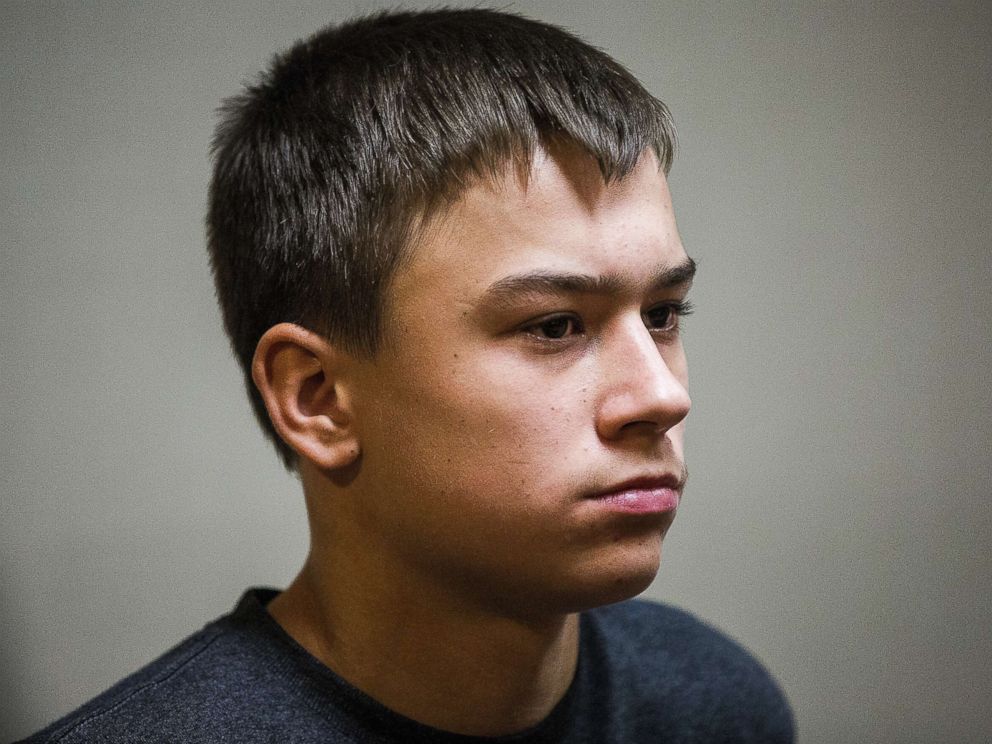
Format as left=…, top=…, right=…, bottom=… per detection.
left=587, top=474, right=683, bottom=514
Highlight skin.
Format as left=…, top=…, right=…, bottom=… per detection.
left=254, top=145, right=693, bottom=736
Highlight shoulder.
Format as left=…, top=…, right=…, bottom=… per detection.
left=587, top=597, right=761, bottom=668
left=20, top=623, right=228, bottom=743
left=581, top=599, right=796, bottom=743
left=17, top=591, right=348, bottom=744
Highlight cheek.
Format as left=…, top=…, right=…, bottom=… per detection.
left=353, top=368, right=582, bottom=578
left=371, top=352, right=592, bottom=500
left=668, top=420, right=687, bottom=460
left=663, top=341, right=689, bottom=384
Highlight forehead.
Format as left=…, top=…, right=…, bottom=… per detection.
left=392, top=147, right=686, bottom=310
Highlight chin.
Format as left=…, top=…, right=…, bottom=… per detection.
left=554, top=540, right=665, bottom=613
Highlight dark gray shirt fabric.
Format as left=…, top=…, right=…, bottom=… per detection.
left=21, top=589, right=794, bottom=743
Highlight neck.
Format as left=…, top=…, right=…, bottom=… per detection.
left=268, top=553, right=579, bottom=736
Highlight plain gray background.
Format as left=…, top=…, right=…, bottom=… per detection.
left=2, top=1, right=990, bottom=741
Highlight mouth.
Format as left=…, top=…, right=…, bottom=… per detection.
left=586, top=473, right=683, bottom=515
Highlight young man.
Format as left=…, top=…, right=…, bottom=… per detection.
left=23, top=8, right=793, bottom=742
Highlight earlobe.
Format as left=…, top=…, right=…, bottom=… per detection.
left=251, top=323, right=361, bottom=471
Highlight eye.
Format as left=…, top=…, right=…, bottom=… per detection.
left=523, top=314, right=585, bottom=340
left=644, top=300, right=693, bottom=333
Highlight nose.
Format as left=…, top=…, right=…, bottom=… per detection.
left=594, top=319, right=691, bottom=441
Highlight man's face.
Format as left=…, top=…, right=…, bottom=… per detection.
left=347, top=147, right=693, bottom=617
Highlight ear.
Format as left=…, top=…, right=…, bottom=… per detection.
left=251, top=323, right=360, bottom=471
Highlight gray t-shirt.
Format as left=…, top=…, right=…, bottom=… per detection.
left=21, top=589, right=794, bottom=743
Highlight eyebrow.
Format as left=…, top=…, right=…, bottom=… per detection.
left=479, top=256, right=697, bottom=308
